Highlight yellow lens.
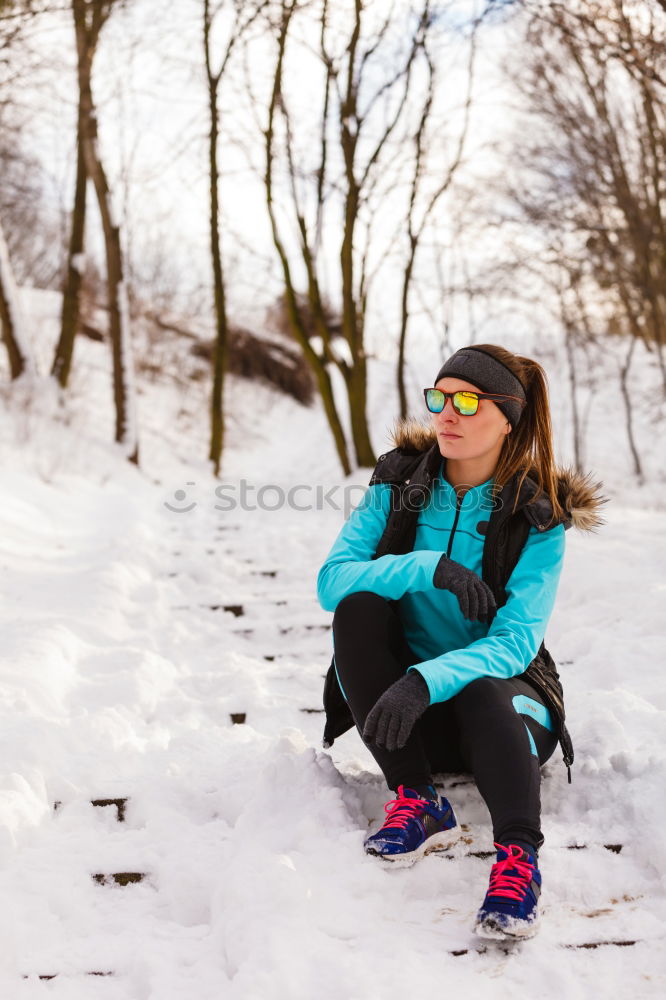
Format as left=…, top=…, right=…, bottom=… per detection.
left=454, top=391, right=479, bottom=415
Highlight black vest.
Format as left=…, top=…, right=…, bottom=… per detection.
left=321, top=442, right=575, bottom=783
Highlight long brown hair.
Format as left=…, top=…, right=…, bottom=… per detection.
left=474, top=343, right=565, bottom=525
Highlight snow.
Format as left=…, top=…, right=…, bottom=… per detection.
left=309, top=334, right=325, bottom=359
left=329, top=335, right=354, bottom=368
left=0, top=290, right=665, bottom=996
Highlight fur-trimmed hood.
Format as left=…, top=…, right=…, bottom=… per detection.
left=389, top=418, right=609, bottom=534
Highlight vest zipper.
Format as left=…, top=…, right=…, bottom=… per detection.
left=447, top=493, right=463, bottom=558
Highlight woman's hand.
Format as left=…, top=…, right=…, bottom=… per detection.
left=362, top=671, right=430, bottom=751
left=433, top=554, right=497, bottom=622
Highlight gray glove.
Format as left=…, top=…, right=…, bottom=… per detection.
left=362, top=671, right=430, bottom=752
left=433, top=554, right=497, bottom=623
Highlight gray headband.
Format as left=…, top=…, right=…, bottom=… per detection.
left=434, top=346, right=527, bottom=428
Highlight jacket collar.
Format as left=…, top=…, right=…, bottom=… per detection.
left=389, top=418, right=609, bottom=533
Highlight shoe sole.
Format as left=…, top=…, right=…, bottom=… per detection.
left=474, top=913, right=540, bottom=941
left=365, top=824, right=463, bottom=868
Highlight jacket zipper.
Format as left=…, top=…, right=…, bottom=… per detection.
left=447, top=493, right=463, bottom=557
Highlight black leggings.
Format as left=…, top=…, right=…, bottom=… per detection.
left=332, top=591, right=559, bottom=853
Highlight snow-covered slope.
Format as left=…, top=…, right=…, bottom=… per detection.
left=0, top=289, right=665, bottom=996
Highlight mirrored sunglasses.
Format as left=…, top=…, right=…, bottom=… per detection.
left=423, top=387, right=526, bottom=417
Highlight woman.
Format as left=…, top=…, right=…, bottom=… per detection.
left=316, top=343, right=606, bottom=941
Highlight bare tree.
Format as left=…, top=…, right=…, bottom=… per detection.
left=508, top=1, right=666, bottom=384
left=51, top=55, right=87, bottom=388
left=0, top=216, right=35, bottom=376
left=0, top=0, right=44, bottom=378
left=461, top=0, right=666, bottom=476
left=204, top=0, right=268, bottom=477
left=263, top=0, right=352, bottom=474
left=262, top=0, right=457, bottom=472
left=71, top=0, right=139, bottom=463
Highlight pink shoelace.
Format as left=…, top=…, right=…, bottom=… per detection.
left=379, top=785, right=430, bottom=831
left=487, top=842, right=536, bottom=901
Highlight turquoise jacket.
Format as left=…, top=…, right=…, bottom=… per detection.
left=316, top=459, right=566, bottom=705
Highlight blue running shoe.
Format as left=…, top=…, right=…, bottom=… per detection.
left=364, top=785, right=460, bottom=867
left=474, top=842, right=542, bottom=939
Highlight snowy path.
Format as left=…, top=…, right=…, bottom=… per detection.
left=1, top=454, right=665, bottom=998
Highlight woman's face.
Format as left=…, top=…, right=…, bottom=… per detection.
left=432, top=376, right=511, bottom=464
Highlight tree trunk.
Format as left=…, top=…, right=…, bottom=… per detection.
left=345, top=353, right=374, bottom=467
left=397, top=243, right=416, bottom=419
left=73, top=0, right=139, bottom=464
left=618, top=335, right=643, bottom=482
left=204, top=0, right=228, bottom=478
left=52, top=95, right=87, bottom=387
left=0, top=217, right=34, bottom=378
left=207, top=101, right=227, bottom=477
left=563, top=324, right=583, bottom=473
left=339, top=111, right=375, bottom=467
